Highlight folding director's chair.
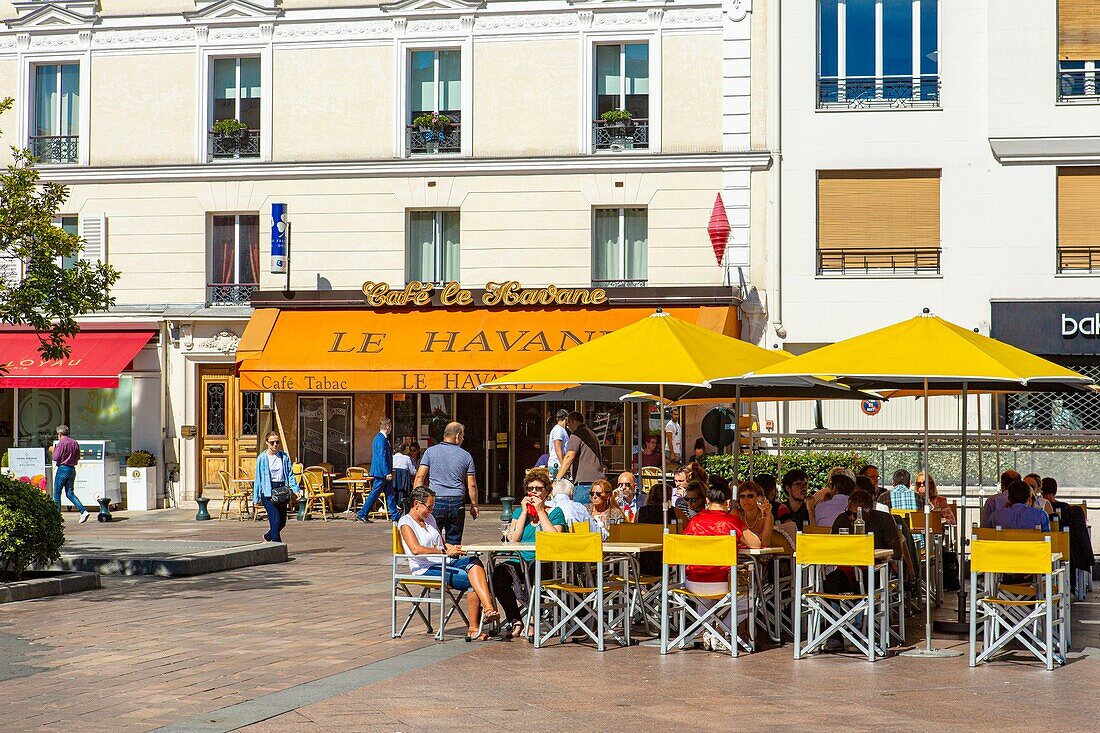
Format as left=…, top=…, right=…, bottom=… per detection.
left=390, top=525, right=468, bottom=641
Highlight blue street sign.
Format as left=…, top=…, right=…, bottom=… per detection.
left=271, top=202, right=288, bottom=274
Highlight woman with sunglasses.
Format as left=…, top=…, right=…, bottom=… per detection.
left=734, top=480, right=774, bottom=547
left=252, top=431, right=302, bottom=543
left=913, top=471, right=956, bottom=525
left=589, top=479, right=625, bottom=537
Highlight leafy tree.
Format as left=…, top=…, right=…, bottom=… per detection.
left=0, top=96, right=119, bottom=360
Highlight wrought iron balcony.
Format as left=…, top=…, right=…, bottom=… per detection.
left=817, top=75, right=940, bottom=110
left=407, top=110, right=461, bottom=155
left=207, top=283, right=258, bottom=306
left=817, top=247, right=941, bottom=276
left=29, top=135, right=78, bottom=164
left=208, top=129, right=261, bottom=161
left=593, top=119, right=649, bottom=152
left=591, top=278, right=648, bottom=288
left=1057, top=69, right=1100, bottom=102
left=1057, top=245, right=1100, bottom=273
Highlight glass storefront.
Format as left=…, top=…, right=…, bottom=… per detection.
left=297, top=396, right=353, bottom=473
left=11, top=379, right=134, bottom=457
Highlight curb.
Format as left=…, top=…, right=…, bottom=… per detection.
left=0, top=571, right=101, bottom=604
left=51, top=542, right=289, bottom=577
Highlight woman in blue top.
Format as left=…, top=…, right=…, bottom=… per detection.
left=492, top=468, right=567, bottom=639
left=253, top=432, right=302, bottom=542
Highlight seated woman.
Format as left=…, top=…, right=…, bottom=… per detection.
left=492, top=468, right=568, bottom=640
left=914, top=471, right=956, bottom=525
left=589, top=478, right=625, bottom=536
left=673, top=479, right=708, bottom=526
left=734, top=480, right=775, bottom=547
left=682, top=482, right=766, bottom=650
left=397, top=485, right=500, bottom=641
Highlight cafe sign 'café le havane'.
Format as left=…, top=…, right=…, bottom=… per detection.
left=235, top=279, right=742, bottom=504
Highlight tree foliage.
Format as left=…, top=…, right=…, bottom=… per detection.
left=0, top=97, right=119, bottom=360
left=0, top=474, right=65, bottom=580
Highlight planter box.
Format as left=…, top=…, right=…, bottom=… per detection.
left=126, top=465, right=158, bottom=511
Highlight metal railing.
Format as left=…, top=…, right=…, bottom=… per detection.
left=29, top=135, right=78, bottom=164
left=407, top=110, right=461, bottom=155
left=817, top=247, right=941, bottom=275
left=207, top=283, right=258, bottom=306
left=593, top=118, right=649, bottom=151
left=208, top=129, right=261, bottom=160
left=817, top=75, right=941, bottom=109
left=1057, top=245, right=1100, bottom=273
left=1057, top=68, right=1100, bottom=102
left=591, top=278, right=648, bottom=287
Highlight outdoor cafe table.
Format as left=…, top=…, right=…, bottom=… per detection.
left=332, top=477, right=369, bottom=513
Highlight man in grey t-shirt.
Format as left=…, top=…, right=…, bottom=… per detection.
left=414, top=421, right=479, bottom=544
left=555, top=412, right=605, bottom=507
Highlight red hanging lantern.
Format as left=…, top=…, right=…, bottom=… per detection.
left=707, top=193, right=731, bottom=266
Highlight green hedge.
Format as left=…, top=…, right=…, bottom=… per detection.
left=702, top=450, right=870, bottom=494
left=0, top=475, right=65, bottom=580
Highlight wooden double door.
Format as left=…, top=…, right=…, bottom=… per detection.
left=199, top=365, right=262, bottom=491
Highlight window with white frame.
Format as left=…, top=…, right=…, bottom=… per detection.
left=209, top=57, right=261, bottom=160
left=407, top=210, right=460, bottom=285
left=594, top=43, right=649, bottom=151
left=30, top=63, right=79, bottom=164
left=408, top=50, right=461, bottom=155
left=818, top=0, right=939, bottom=109
left=592, top=208, right=647, bottom=287
left=58, top=215, right=78, bottom=270
left=208, top=214, right=259, bottom=306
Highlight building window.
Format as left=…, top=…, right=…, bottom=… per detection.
left=58, top=215, right=78, bottom=270
left=407, top=211, right=460, bottom=285
left=30, top=63, right=79, bottom=164
left=208, top=214, right=259, bottom=305
left=818, top=0, right=939, bottom=109
left=593, top=208, right=648, bottom=287
left=817, top=170, right=941, bottom=275
left=593, top=43, right=649, bottom=151
left=408, top=50, right=461, bottom=155
left=1057, top=167, right=1100, bottom=273
left=209, top=57, right=261, bottom=160
left=1058, top=2, right=1100, bottom=101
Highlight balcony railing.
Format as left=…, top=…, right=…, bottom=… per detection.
left=817, top=75, right=940, bottom=110
left=1057, top=245, right=1100, bottom=273
left=208, top=129, right=261, bottom=161
left=593, top=119, right=649, bottom=152
left=1057, top=68, right=1100, bottom=102
left=207, top=283, right=258, bottom=306
left=817, top=247, right=941, bottom=276
left=29, top=135, right=78, bottom=164
left=591, top=278, right=648, bottom=288
left=407, top=110, right=461, bottom=155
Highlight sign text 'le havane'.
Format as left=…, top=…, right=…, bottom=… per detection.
left=360, top=280, right=609, bottom=308
left=328, top=329, right=615, bottom=354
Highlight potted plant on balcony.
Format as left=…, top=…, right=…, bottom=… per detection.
left=600, top=109, right=634, bottom=150
left=126, top=449, right=158, bottom=511
left=212, top=118, right=249, bottom=158
left=412, top=112, right=452, bottom=154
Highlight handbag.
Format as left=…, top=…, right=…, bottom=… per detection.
left=270, top=483, right=292, bottom=504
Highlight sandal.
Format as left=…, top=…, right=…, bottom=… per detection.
left=465, top=630, right=491, bottom=642
left=507, top=621, right=524, bottom=639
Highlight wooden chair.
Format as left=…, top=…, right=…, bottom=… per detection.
left=302, top=466, right=336, bottom=521
left=802, top=524, right=832, bottom=535
left=217, top=470, right=251, bottom=521
left=639, top=466, right=661, bottom=495
left=343, top=466, right=369, bottom=514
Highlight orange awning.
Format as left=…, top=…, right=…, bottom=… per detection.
left=237, top=306, right=740, bottom=392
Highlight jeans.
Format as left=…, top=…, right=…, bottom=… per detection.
left=573, top=482, right=592, bottom=507
left=53, top=465, right=86, bottom=514
left=421, top=555, right=483, bottom=591
left=261, top=495, right=289, bottom=542
left=432, top=495, right=466, bottom=545
left=359, top=476, right=398, bottom=521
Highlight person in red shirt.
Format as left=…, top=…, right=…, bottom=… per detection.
left=682, top=483, right=767, bottom=649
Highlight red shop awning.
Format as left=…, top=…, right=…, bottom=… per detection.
left=0, top=330, right=155, bottom=388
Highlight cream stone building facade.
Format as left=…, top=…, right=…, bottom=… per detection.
left=0, top=0, right=770, bottom=505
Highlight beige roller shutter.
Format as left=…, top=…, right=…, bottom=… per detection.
left=817, top=169, right=940, bottom=250
left=1059, top=1, right=1100, bottom=60
left=1057, top=167, right=1100, bottom=271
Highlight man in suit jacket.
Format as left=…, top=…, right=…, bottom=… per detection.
left=357, top=418, right=397, bottom=523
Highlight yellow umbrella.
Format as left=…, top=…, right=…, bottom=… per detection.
left=737, top=310, right=1092, bottom=655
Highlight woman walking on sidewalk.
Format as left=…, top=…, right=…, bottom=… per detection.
left=253, top=432, right=301, bottom=542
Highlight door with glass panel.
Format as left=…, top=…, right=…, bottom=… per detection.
left=593, top=208, right=648, bottom=287
left=594, top=44, right=649, bottom=150
left=32, top=63, right=79, bottom=164
left=408, top=210, right=460, bottom=285
left=210, top=56, right=261, bottom=159
left=408, top=49, right=461, bottom=154
left=297, top=396, right=353, bottom=474
left=198, top=365, right=260, bottom=491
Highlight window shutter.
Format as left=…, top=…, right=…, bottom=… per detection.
left=818, top=170, right=940, bottom=250
left=1057, top=167, right=1100, bottom=271
left=78, top=214, right=106, bottom=264
left=1058, top=1, right=1100, bottom=60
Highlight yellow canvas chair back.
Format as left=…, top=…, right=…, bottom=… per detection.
left=796, top=533, right=874, bottom=567
left=570, top=520, right=592, bottom=534
left=971, top=539, right=1052, bottom=575
left=973, top=527, right=1068, bottom=560
left=536, top=531, right=601, bottom=563
left=890, top=508, right=913, bottom=519
left=392, top=524, right=404, bottom=556
left=663, top=533, right=738, bottom=568
left=609, top=522, right=663, bottom=543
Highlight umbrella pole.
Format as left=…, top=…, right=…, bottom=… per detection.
left=661, top=385, right=668, bottom=534
left=735, top=384, right=742, bottom=486
left=957, top=382, right=969, bottom=621
left=775, top=400, right=783, bottom=477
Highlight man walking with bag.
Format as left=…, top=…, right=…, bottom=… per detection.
left=359, top=418, right=397, bottom=523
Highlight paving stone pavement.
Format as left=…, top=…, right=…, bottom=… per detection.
left=1, top=508, right=1098, bottom=733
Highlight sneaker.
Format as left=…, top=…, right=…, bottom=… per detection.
left=79, top=511, right=91, bottom=524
